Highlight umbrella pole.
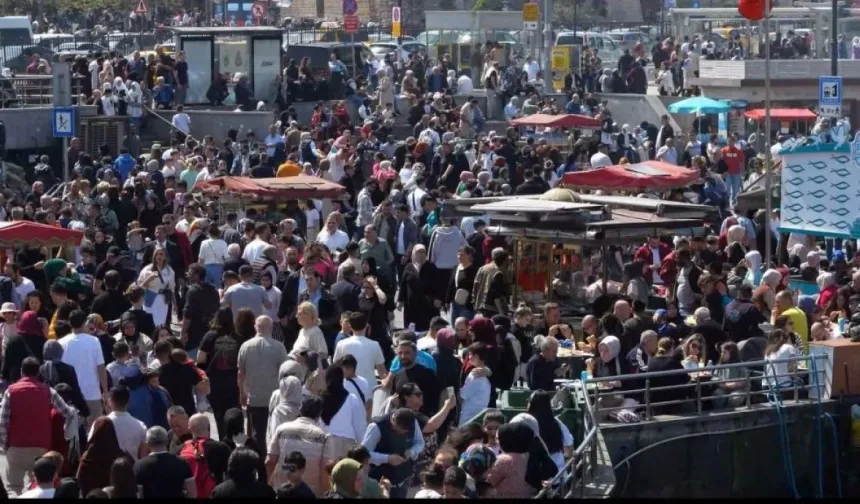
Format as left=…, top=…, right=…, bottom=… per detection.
left=763, top=4, right=773, bottom=268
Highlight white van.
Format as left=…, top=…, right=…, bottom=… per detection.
left=0, top=16, right=34, bottom=68
left=555, top=31, right=623, bottom=61
left=0, top=16, right=33, bottom=46
left=34, top=33, right=75, bottom=50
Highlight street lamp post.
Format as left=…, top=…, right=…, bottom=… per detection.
left=764, top=0, right=773, bottom=267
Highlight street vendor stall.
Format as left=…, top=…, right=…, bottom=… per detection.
left=510, top=113, right=602, bottom=149
left=561, top=161, right=701, bottom=192
left=195, top=175, right=347, bottom=224
left=744, top=108, right=816, bottom=148
left=0, top=221, right=85, bottom=270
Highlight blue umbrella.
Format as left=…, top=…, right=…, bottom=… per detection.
left=667, top=96, right=731, bottom=115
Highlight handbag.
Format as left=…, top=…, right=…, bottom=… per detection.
left=143, top=270, right=165, bottom=308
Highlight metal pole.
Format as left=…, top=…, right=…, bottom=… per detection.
left=831, top=0, right=838, bottom=75
left=351, top=34, right=357, bottom=78
left=763, top=0, right=773, bottom=268
left=542, top=0, right=552, bottom=87
left=62, top=137, right=69, bottom=181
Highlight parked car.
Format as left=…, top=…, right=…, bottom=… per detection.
left=368, top=41, right=426, bottom=62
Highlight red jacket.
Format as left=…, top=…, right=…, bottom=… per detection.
left=634, top=243, right=674, bottom=285
left=6, top=377, right=53, bottom=449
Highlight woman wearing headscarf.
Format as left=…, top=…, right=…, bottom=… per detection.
left=485, top=422, right=539, bottom=497
left=2, top=310, right=47, bottom=383
left=755, top=268, right=782, bottom=313
left=222, top=408, right=267, bottom=484
left=197, top=307, right=241, bottom=439
left=40, top=340, right=89, bottom=416
left=461, top=318, right=502, bottom=408
left=266, top=360, right=305, bottom=447
left=527, top=391, right=572, bottom=472
left=77, top=417, right=124, bottom=496
left=398, top=244, right=443, bottom=332
left=508, top=413, right=558, bottom=490
left=589, top=335, right=640, bottom=422
left=724, top=225, right=748, bottom=266
left=817, top=272, right=839, bottom=309
left=322, top=458, right=364, bottom=499
left=744, top=250, right=763, bottom=287
left=319, top=364, right=366, bottom=461
left=127, top=81, right=143, bottom=128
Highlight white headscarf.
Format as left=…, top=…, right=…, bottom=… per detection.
left=266, top=360, right=306, bottom=446
left=411, top=244, right=427, bottom=271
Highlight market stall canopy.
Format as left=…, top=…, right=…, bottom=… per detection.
left=667, top=96, right=730, bottom=114
left=0, top=221, right=84, bottom=248
left=196, top=175, right=346, bottom=199
left=743, top=109, right=817, bottom=121
left=561, top=162, right=701, bottom=191
left=510, top=113, right=601, bottom=129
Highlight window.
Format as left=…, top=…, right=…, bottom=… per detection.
left=556, top=34, right=584, bottom=46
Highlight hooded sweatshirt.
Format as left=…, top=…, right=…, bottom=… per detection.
left=428, top=225, right=467, bottom=270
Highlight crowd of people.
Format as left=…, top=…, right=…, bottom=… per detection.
left=0, top=11, right=850, bottom=500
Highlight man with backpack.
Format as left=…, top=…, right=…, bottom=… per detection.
left=178, top=413, right=228, bottom=499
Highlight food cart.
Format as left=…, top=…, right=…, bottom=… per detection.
left=0, top=221, right=85, bottom=270
left=743, top=108, right=817, bottom=150
left=195, top=175, right=347, bottom=225
left=510, top=113, right=602, bottom=148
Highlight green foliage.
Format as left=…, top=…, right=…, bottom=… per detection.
left=472, top=0, right=505, bottom=11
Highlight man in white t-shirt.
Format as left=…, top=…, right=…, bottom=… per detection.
left=6, top=263, right=34, bottom=307
left=339, top=353, right=371, bottom=416
left=60, top=310, right=108, bottom=427
left=18, top=457, right=57, bottom=498
left=95, top=385, right=147, bottom=460
left=333, top=313, right=387, bottom=389
left=417, top=317, right=448, bottom=352
left=171, top=105, right=191, bottom=136
left=242, top=222, right=273, bottom=263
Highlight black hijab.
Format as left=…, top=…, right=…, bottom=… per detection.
left=498, top=422, right=532, bottom=454
left=528, top=391, right=563, bottom=453
left=320, top=364, right=350, bottom=425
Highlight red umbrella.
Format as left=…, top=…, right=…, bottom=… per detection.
left=562, top=162, right=701, bottom=191
left=510, top=113, right=601, bottom=129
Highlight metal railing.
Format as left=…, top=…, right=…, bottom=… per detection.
left=587, top=354, right=827, bottom=423
left=536, top=377, right=602, bottom=499
left=0, top=74, right=86, bottom=108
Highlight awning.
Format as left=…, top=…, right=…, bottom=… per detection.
left=0, top=221, right=84, bottom=248
left=743, top=109, right=817, bottom=121
left=510, top=113, right=601, bottom=129
left=562, top=162, right=701, bottom=191
left=196, top=175, right=346, bottom=199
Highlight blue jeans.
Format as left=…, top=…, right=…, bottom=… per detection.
left=451, top=303, right=474, bottom=322
left=725, top=173, right=742, bottom=207
left=204, top=263, right=223, bottom=288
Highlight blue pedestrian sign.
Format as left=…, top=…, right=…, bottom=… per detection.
left=819, top=76, right=843, bottom=118
left=52, top=107, right=75, bottom=138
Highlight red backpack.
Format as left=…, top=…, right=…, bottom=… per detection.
left=179, top=438, right=217, bottom=498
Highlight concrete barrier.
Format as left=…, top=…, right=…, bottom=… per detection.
left=0, top=106, right=99, bottom=150
left=147, top=109, right=275, bottom=141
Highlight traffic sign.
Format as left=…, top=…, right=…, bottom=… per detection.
left=391, top=7, right=401, bottom=38
left=522, top=2, right=539, bottom=30
left=342, top=0, right=358, bottom=16
left=52, top=107, right=75, bottom=138
left=251, top=1, right=266, bottom=20
left=819, top=75, right=843, bottom=118
left=344, top=15, right=359, bottom=34
left=133, top=0, right=148, bottom=14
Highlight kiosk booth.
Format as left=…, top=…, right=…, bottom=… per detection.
left=174, top=27, right=283, bottom=105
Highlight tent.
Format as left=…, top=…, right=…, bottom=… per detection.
left=667, top=96, right=730, bottom=115
left=196, top=175, right=346, bottom=199
left=561, top=162, right=701, bottom=191
left=0, top=221, right=84, bottom=248
left=743, top=109, right=816, bottom=121
left=510, top=113, right=601, bottom=129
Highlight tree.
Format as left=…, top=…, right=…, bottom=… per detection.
left=472, top=0, right=504, bottom=10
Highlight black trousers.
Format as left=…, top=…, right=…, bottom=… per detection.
left=246, top=406, right=269, bottom=452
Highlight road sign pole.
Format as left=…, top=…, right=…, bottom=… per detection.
left=62, top=137, right=69, bottom=181
left=351, top=34, right=357, bottom=78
